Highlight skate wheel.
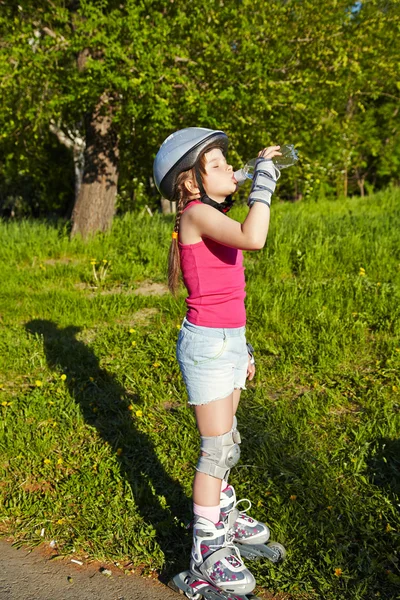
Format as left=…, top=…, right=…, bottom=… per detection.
left=266, top=542, right=287, bottom=563
left=167, top=573, right=203, bottom=600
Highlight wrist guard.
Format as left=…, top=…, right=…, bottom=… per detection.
left=246, top=342, right=255, bottom=365
left=247, top=158, right=280, bottom=209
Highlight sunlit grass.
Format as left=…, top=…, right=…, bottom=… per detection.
left=0, top=188, right=399, bottom=599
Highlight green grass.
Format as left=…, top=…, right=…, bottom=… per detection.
left=0, top=188, right=399, bottom=599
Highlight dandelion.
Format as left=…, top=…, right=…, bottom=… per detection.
left=1, top=401, right=8, bottom=407
left=377, top=282, right=381, bottom=286
left=393, top=386, right=398, bottom=392
left=136, top=410, right=143, bottom=418
left=176, top=325, right=181, bottom=329
left=153, top=362, right=161, bottom=368
left=395, top=348, right=400, bottom=353
left=90, top=260, right=97, bottom=266
left=327, top=506, right=333, bottom=510
left=57, top=518, right=66, bottom=525
left=35, top=380, right=43, bottom=387
left=116, top=448, right=123, bottom=456
left=89, top=377, right=94, bottom=382
left=290, top=495, right=297, bottom=501
left=129, top=328, right=135, bottom=333
left=131, top=341, right=137, bottom=347
left=57, top=458, right=63, bottom=465
left=44, top=458, right=51, bottom=465
left=49, top=401, right=54, bottom=405
left=128, top=405, right=134, bottom=411
left=334, top=568, right=342, bottom=577
left=60, top=374, right=67, bottom=381
left=102, top=259, right=108, bottom=264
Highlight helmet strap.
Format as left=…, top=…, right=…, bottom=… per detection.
left=194, top=163, right=235, bottom=214
left=201, top=194, right=235, bottom=214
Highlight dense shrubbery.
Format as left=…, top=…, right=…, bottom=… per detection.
left=0, top=0, right=399, bottom=219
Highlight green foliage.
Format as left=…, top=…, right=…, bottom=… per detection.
left=0, top=189, right=399, bottom=598
left=0, top=1, right=399, bottom=214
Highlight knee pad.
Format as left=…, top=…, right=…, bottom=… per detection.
left=196, top=424, right=241, bottom=480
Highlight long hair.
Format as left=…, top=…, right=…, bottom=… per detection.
left=168, top=156, right=207, bottom=296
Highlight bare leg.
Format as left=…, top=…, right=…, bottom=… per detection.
left=193, top=394, right=233, bottom=507
left=232, top=388, right=242, bottom=417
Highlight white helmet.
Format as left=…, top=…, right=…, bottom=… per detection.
left=153, top=127, right=228, bottom=200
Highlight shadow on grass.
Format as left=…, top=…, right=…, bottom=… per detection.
left=367, top=437, right=400, bottom=497
left=25, top=319, right=191, bottom=579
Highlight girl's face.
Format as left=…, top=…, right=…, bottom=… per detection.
left=202, top=148, right=236, bottom=202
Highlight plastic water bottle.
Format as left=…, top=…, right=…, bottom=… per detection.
left=234, top=144, right=299, bottom=183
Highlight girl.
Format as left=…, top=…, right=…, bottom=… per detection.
left=153, top=128, right=281, bottom=597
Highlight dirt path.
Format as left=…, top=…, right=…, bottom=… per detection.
left=0, top=539, right=178, bottom=600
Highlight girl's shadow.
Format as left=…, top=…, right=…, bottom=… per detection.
left=25, top=319, right=191, bottom=578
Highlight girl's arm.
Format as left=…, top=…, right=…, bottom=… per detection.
left=186, top=146, right=280, bottom=251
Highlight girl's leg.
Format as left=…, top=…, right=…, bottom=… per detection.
left=232, top=387, right=241, bottom=418
left=192, top=394, right=234, bottom=508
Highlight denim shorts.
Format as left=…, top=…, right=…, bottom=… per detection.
left=176, top=317, right=248, bottom=406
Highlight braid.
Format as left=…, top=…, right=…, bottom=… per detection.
left=167, top=163, right=204, bottom=295
left=168, top=185, right=188, bottom=295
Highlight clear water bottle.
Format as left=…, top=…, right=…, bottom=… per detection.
left=234, top=144, right=299, bottom=183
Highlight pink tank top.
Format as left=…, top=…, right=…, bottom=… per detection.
left=179, top=201, right=246, bottom=327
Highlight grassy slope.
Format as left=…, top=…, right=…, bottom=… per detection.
left=0, top=189, right=399, bottom=599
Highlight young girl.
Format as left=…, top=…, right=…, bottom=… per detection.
left=153, top=128, right=281, bottom=597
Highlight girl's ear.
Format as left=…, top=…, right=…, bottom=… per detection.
left=184, top=178, right=200, bottom=195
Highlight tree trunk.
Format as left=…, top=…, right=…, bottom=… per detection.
left=160, top=198, right=176, bottom=214
left=71, top=94, right=119, bottom=239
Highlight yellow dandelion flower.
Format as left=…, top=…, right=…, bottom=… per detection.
left=1, top=401, right=8, bottom=407
left=60, top=374, right=67, bottom=381
left=35, top=380, right=43, bottom=387
left=89, top=377, right=94, bottom=382
left=393, top=386, right=398, bottom=392
left=359, top=271, right=365, bottom=276
left=386, top=523, right=392, bottom=533
left=290, top=495, right=297, bottom=501
left=116, top=448, right=123, bottom=456
left=327, top=506, right=333, bottom=510
left=57, top=458, right=63, bottom=465
left=176, top=325, right=181, bottom=329
left=131, top=341, right=137, bottom=347
left=43, top=458, right=51, bottom=465
left=57, top=518, right=65, bottom=525
left=128, top=405, right=134, bottom=411
left=102, top=259, right=108, bottom=264
left=395, top=348, right=400, bottom=352
left=90, top=261, right=97, bottom=266
left=359, top=267, right=365, bottom=272
left=153, top=362, right=161, bottom=368
left=136, top=410, right=143, bottom=418
left=129, top=328, right=135, bottom=333
left=49, top=401, right=54, bottom=405
left=377, top=282, right=381, bottom=286
left=334, top=568, right=342, bottom=577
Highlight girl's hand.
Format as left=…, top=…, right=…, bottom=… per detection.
left=247, top=357, right=255, bottom=381
left=258, top=145, right=282, bottom=160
